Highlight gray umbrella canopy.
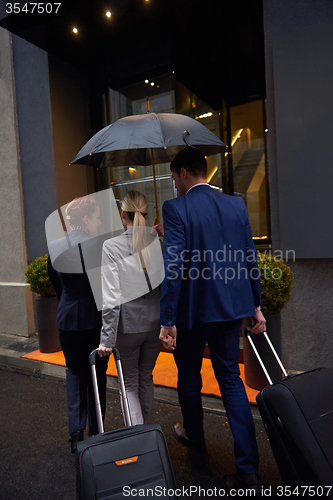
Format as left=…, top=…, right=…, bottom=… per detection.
left=71, top=112, right=226, bottom=167
left=71, top=112, right=226, bottom=222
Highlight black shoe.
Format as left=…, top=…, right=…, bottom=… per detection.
left=172, top=422, right=205, bottom=448
left=69, top=430, right=84, bottom=454
left=223, top=472, right=263, bottom=496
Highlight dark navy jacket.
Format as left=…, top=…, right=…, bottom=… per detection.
left=47, top=229, right=103, bottom=331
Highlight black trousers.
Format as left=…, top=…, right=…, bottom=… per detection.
left=58, top=328, right=109, bottom=436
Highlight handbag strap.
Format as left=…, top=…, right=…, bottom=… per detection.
left=78, top=243, right=86, bottom=273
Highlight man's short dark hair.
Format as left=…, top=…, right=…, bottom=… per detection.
left=170, top=147, right=207, bottom=178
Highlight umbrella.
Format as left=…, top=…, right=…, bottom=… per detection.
left=71, top=110, right=226, bottom=222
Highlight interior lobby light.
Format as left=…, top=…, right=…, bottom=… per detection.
left=150, top=82, right=155, bottom=86
left=231, top=128, right=244, bottom=147
left=145, top=79, right=149, bottom=84
left=207, top=166, right=218, bottom=183
left=129, top=168, right=136, bottom=172
left=195, top=112, right=213, bottom=120
left=106, top=11, right=112, bottom=18
left=72, top=27, right=78, bottom=34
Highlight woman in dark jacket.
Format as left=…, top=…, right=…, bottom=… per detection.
left=47, top=197, right=108, bottom=453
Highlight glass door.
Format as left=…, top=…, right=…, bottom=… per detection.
left=228, top=99, right=270, bottom=241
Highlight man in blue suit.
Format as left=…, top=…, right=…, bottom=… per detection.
left=159, top=148, right=266, bottom=492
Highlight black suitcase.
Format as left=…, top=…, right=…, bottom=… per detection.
left=246, top=328, right=333, bottom=496
left=76, top=348, right=176, bottom=500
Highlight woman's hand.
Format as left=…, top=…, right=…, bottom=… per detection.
left=98, top=345, right=113, bottom=357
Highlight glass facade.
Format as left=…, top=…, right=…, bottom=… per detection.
left=101, top=78, right=270, bottom=240
left=228, top=100, right=269, bottom=240
left=103, top=79, right=177, bottom=227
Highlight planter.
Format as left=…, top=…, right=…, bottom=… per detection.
left=242, top=313, right=283, bottom=391
left=35, top=296, right=61, bottom=353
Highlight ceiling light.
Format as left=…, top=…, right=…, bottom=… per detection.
left=73, top=27, right=78, bottom=34
left=106, top=11, right=112, bottom=18
left=145, top=79, right=149, bottom=84
left=150, top=82, right=155, bottom=86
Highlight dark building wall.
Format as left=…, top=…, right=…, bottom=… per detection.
left=12, top=34, right=57, bottom=261
left=263, top=0, right=333, bottom=370
left=263, top=0, right=333, bottom=258
left=48, top=55, right=93, bottom=209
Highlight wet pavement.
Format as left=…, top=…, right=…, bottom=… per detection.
left=0, top=334, right=283, bottom=499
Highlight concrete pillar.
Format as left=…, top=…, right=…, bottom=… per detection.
left=263, top=0, right=333, bottom=370
left=0, top=27, right=34, bottom=336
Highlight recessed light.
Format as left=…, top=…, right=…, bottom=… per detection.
left=106, top=11, right=112, bottom=18
left=73, top=27, right=78, bottom=34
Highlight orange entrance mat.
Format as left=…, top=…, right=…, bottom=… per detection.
left=22, top=349, right=259, bottom=404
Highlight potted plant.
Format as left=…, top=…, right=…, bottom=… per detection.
left=243, top=252, right=294, bottom=390
left=26, top=255, right=61, bottom=353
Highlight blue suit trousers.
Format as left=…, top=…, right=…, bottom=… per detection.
left=173, top=319, right=259, bottom=474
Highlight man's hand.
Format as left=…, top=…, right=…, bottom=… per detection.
left=98, top=345, right=113, bottom=357
left=152, top=218, right=164, bottom=237
left=159, top=326, right=177, bottom=350
left=250, top=309, right=266, bottom=334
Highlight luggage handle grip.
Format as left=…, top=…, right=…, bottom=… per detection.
left=89, top=348, right=132, bottom=433
left=89, top=347, right=121, bottom=366
left=245, top=327, right=288, bottom=385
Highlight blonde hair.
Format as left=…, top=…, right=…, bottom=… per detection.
left=122, top=190, right=150, bottom=270
left=65, top=197, right=98, bottom=227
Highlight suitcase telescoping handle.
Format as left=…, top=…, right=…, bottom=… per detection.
left=245, top=328, right=288, bottom=385
left=89, top=348, right=132, bottom=434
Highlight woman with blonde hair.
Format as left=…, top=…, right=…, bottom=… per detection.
left=98, top=190, right=163, bottom=425
left=48, top=196, right=108, bottom=452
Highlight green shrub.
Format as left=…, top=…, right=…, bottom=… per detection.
left=25, top=255, right=55, bottom=298
left=257, top=252, right=294, bottom=316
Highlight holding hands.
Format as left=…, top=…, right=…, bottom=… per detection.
left=159, top=326, right=177, bottom=350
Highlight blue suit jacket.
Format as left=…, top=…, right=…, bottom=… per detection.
left=160, top=185, right=261, bottom=331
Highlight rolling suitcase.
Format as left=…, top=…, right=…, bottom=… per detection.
left=76, top=348, right=176, bottom=500
left=246, top=328, right=333, bottom=496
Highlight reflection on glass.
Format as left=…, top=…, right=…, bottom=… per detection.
left=230, top=100, right=268, bottom=239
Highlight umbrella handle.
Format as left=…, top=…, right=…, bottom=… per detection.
left=183, top=130, right=190, bottom=146
left=150, top=149, right=160, bottom=224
